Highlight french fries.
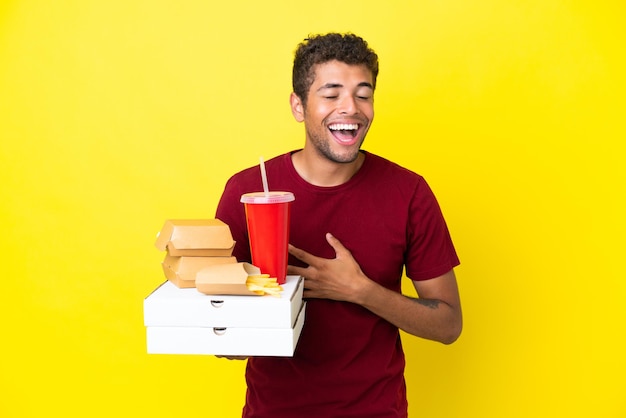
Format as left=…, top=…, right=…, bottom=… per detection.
left=246, top=274, right=283, bottom=297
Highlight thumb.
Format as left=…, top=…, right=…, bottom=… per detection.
left=326, top=232, right=349, bottom=257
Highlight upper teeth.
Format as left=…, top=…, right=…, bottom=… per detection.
left=329, top=123, right=358, bottom=130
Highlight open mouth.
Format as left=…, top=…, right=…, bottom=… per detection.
left=328, top=123, right=360, bottom=143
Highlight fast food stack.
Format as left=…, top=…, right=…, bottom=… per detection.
left=154, top=219, right=238, bottom=289
left=146, top=219, right=306, bottom=357
left=154, top=219, right=283, bottom=295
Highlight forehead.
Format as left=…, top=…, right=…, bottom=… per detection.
left=310, top=60, right=374, bottom=87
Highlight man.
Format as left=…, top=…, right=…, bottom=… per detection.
left=216, top=32, right=462, bottom=418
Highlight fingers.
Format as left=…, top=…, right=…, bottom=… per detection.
left=287, top=264, right=307, bottom=277
left=216, top=355, right=249, bottom=360
left=325, top=232, right=349, bottom=258
left=288, top=243, right=314, bottom=278
left=288, top=243, right=312, bottom=263
left=290, top=233, right=349, bottom=264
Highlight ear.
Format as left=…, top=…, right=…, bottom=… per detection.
left=290, top=92, right=305, bottom=122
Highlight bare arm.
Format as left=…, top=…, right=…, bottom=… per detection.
left=287, top=233, right=462, bottom=345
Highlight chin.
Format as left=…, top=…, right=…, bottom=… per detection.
left=309, top=134, right=364, bottom=164
left=328, top=149, right=362, bottom=164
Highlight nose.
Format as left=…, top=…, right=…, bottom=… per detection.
left=338, top=95, right=358, bottom=115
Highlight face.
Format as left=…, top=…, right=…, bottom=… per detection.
left=291, top=60, right=374, bottom=164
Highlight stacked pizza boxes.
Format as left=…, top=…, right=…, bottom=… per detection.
left=144, top=219, right=305, bottom=357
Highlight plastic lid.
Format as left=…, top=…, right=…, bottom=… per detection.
left=240, top=191, right=295, bottom=204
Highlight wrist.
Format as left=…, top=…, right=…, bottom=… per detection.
left=353, top=274, right=378, bottom=306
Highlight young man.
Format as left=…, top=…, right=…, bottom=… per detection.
left=216, top=33, right=462, bottom=418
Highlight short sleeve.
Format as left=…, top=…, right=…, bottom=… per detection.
left=404, top=178, right=460, bottom=280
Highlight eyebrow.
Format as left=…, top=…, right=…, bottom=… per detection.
left=316, top=82, right=374, bottom=92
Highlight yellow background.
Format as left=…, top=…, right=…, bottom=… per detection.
left=1, top=1, right=624, bottom=417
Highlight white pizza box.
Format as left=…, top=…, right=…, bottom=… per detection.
left=144, top=275, right=304, bottom=329
left=146, top=302, right=305, bottom=357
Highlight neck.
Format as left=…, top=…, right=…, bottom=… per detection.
left=291, top=148, right=365, bottom=187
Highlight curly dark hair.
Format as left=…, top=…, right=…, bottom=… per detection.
left=292, top=33, right=379, bottom=107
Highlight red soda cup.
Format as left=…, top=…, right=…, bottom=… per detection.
left=240, top=191, right=295, bottom=284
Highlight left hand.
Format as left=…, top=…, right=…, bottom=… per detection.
left=287, top=233, right=372, bottom=303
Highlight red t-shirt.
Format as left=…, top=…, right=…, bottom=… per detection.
left=216, top=151, right=460, bottom=417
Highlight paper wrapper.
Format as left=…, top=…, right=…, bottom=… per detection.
left=196, top=262, right=282, bottom=296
